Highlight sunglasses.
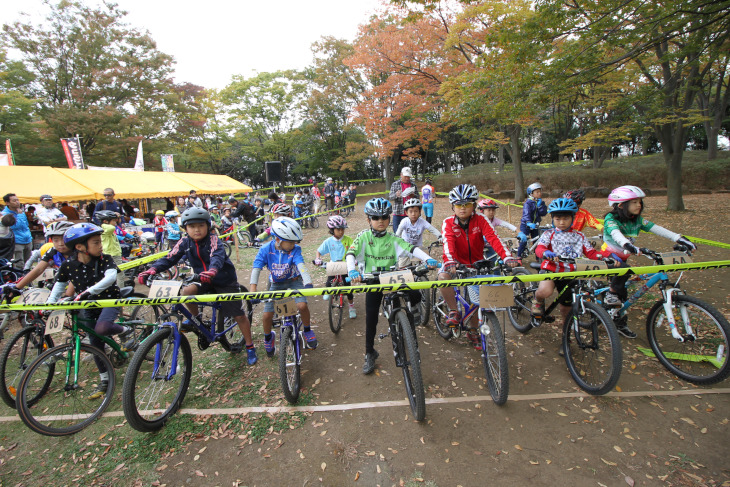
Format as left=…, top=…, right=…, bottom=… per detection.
left=370, top=215, right=389, bottom=221
left=453, top=203, right=473, bottom=209
left=104, top=193, right=114, bottom=197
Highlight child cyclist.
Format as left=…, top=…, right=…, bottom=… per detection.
left=421, top=178, right=435, bottom=224
left=517, top=182, right=548, bottom=258
left=346, top=198, right=439, bottom=374
left=95, top=210, right=127, bottom=288
left=249, top=217, right=317, bottom=355
left=137, top=208, right=258, bottom=364
left=601, top=185, right=696, bottom=337
left=531, top=198, right=607, bottom=326
left=395, top=198, right=441, bottom=268
left=439, top=185, right=517, bottom=346
left=47, top=223, right=134, bottom=399
left=153, top=210, right=168, bottom=250
left=313, top=215, right=356, bottom=319
left=563, top=189, right=603, bottom=232
left=477, top=198, right=526, bottom=260
left=255, top=203, right=293, bottom=243
left=164, top=211, right=182, bottom=248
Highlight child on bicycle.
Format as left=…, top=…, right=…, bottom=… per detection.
left=209, top=206, right=222, bottom=233
left=48, top=223, right=134, bottom=399
left=164, top=211, right=182, bottom=247
left=249, top=217, right=317, bottom=354
left=346, top=198, right=438, bottom=374
left=531, top=198, right=606, bottom=327
left=314, top=215, right=356, bottom=318
left=517, top=182, right=548, bottom=258
left=563, top=189, right=603, bottom=232
left=601, top=185, right=696, bottom=337
left=439, top=185, right=517, bottom=347
left=395, top=198, right=441, bottom=268
left=221, top=207, right=234, bottom=229
left=153, top=210, right=168, bottom=250
left=477, top=198, right=524, bottom=260
left=255, top=203, right=292, bottom=243
left=137, top=208, right=258, bottom=364
left=95, top=210, right=127, bottom=288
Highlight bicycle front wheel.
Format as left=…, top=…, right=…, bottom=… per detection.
left=394, top=310, right=425, bottom=421
left=431, top=287, right=453, bottom=339
left=480, top=311, right=509, bottom=405
left=563, top=302, right=622, bottom=395
left=416, top=275, right=430, bottom=327
left=278, top=326, right=300, bottom=404
left=646, top=295, right=730, bottom=385
left=0, top=323, right=54, bottom=409
left=17, top=343, right=115, bottom=436
left=508, top=271, right=536, bottom=334
left=311, top=216, right=319, bottom=229
left=328, top=293, right=344, bottom=334
left=122, top=327, right=192, bottom=432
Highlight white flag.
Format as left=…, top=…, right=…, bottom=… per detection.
left=134, top=140, right=144, bottom=171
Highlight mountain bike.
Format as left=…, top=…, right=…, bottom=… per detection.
left=122, top=275, right=253, bottom=432
left=298, top=206, right=319, bottom=229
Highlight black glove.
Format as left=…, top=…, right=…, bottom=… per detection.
left=677, top=236, right=696, bottom=251
left=623, top=242, right=639, bottom=255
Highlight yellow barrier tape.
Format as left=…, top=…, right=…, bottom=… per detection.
left=293, top=203, right=355, bottom=221
left=3, top=260, right=728, bottom=311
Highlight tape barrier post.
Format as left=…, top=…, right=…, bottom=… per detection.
left=3, top=260, right=729, bottom=312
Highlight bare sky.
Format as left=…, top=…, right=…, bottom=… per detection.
left=1, top=0, right=384, bottom=89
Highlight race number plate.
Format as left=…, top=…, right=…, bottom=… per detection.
left=22, top=288, right=50, bottom=304
left=148, top=280, right=183, bottom=299
left=574, top=259, right=608, bottom=272
left=379, top=270, right=414, bottom=293
left=274, top=298, right=298, bottom=318
left=660, top=252, right=693, bottom=265
left=479, top=285, right=515, bottom=309
left=45, top=310, right=67, bottom=335
left=39, top=268, right=55, bottom=281
left=326, top=262, right=348, bottom=276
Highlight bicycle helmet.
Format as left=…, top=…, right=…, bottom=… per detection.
left=326, top=215, right=348, bottom=229
left=165, top=210, right=179, bottom=218
left=547, top=198, right=579, bottom=215
left=209, top=206, right=218, bottom=211
left=526, top=182, right=542, bottom=196
left=563, top=189, right=586, bottom=205
left=425, top=178, right=432, bottom=185
left=363, top=198, right=392, bottom=217
left=45, top=220, right=74, bottom=237
left=40, top=194, right=53, bottom=202
left=607, top=185, right=646, bottom=206
left=448, top=184, right=479, bottom=204
left=270, top=203, right=292, bottom=216
left=95, top=210, right=119, bottom=222
left=181, top=207, right=211, bottom=227
left=270, top=216, right=303, bottom=242
left=155, top=210, right=165, bottom=216
left=403, top=198, right=422, bottom=210
left=64, top=223, right=103, bottom=247
left=478, top=199, right=499, bottom=210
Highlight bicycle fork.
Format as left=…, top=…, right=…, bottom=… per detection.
left=657, top=288, right=693, bottom=342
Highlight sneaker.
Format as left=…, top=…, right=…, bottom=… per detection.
left=616, top=321, right=637, bottom=339
left=349, top=307, right=357, bottom=319
left=363, top=350, right=379, bottom=375
left=531, top=301, right=546, bottom=315
left=180, top=315, right=200, bottom=333
left=88, top=380, right=108, bottom=400
left=118, top=325, right=134, bottom=340
left=467, top=330, right=482, bottom=351
left=264, top=331, right=276, bottom=357
left=603, top=292, right=622, bottom=307
left=323, top=294, right=330, bottom=301
left=302, top=330, right=318, bottom=350
left=446, top=311, right=461, bottom=328
left=246, top=347, right=258, bottom=365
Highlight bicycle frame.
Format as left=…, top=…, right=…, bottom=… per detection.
left=278, top=313, right=302, bottom=366
left=171, top=301, right=238, bottom=344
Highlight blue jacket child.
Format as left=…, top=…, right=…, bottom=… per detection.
left=517, top=182, right=548, bottom=258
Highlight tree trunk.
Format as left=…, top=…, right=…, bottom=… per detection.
left=508, top=125, right=524, bottom=203
left=706, top=124, right=719, bottom=160
left=657, top=121, right=686, bottom=211
left=497, top=145, right=505, bottom=172
left=593, top=145, right=608, bottom=169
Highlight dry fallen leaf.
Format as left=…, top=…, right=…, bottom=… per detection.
left=321, top=462, right=326, bottom=472
left=514, top=445, right=523, bottom=451
left=601, top=458, right=617, bottom=466
left=625, top=475, right=635, bottom=486
left=614, top=446, right=623, bottom=453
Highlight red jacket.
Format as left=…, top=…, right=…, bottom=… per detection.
left=442, top=213, right=511, bottom=266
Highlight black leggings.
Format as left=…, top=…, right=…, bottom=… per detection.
left=364, top=291, right=421, bottom=354
left=326, top=275, right=353, bottom=301
left=610, top=260, right=631, bottom=300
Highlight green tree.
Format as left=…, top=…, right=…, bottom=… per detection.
left=0, top=46, right=37, bottom=162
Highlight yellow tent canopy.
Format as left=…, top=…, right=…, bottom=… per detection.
left=56, top=168, right=194, bottom=200
left=0, top=166, right=96, bottom=204
left=172, top=172, right=252, bottom=195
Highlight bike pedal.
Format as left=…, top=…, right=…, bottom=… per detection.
left=543, top=316, right=555, bottom=324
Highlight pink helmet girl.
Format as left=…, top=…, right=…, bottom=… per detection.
left=607, top=185, right=646, bottom=206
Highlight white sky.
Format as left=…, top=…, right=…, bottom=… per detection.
left=1, top=0, right=385, bottom=89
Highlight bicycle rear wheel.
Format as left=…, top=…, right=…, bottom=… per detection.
left=646, top=295, right=730, bottom=384
left=563, top=302, right=622, bottom=395
left=279, top=326, right=300, bottom=404
left=415, top=275, right=430, bottom=327
left=328, top=293, right=344, bottom=334
left=17, top=343, right=114, bottom=436
left=122, top=327, right=192, bottom=432
left=217, top=295, right=253, bottom=352
left=480, top=311, right=508, bottom=405
left=431, top=287, right=453, bottom=339
left=311, top=216, right=319, bottom=229
left=0, top=323, right=54, bottom=408
left=508, top=271, right=536, bottom=334
left=394, top=310, right=425, bottom=421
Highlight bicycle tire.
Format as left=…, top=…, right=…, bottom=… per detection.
left=480, top=311, right=509, bottom=405
left=0, top=323, right=54, bottom=409
left=431, top=287, right=453, bottom=339
left=508, top=270, right=536, bottom=334
left=311, top=216, right=319, bottom=229
left=416, top=275, right=430, bottom=327
left=646, top=295, right=730, bottom=385
left=126, top=296, right=165, bottom=347
left=563, top=302, right=622, bottom=395
left=328, top=293, right=344, bottom=334
left=16, top=343, right=115, bottom=436
left=236, top=229, right=252, bottom=247
left=394, top=310, right=425, bottom=421
left=217, top=291, right=253, bottom=352
left=279, top=326, right=300, bottom=404
left=122, top=327, right=193, bottom=432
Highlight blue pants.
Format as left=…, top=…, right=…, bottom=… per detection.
left=392, top=214, right=406, bottom=233
left=517, top=227, right=539, bottom=257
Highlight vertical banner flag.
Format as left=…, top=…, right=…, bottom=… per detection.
left=161, top=154, right=175, bottom=172
left=134, top=140, right=144, bottom=171
left=60, top=137, right=85, bottom=169
left=5, top=139, right=15, bottom=165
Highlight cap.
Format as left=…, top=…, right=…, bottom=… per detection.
left=401, top=167, right=412, bottom=177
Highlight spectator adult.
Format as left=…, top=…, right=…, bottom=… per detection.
left=93, top=188, right=124, bottom=224
left=1, top=193, right=33, bottom=263
left=36, top=195, right=68, bottom=231
left=165, top=197, right=175, bottom=212
left=323, top=177, right=336, bottom=211
left=349, top=183, right=358, bottom=210
left=121, top=199, right=135, bottom=218
left=59, top=202, right=80, bottom=221
left=311, top=183, right=321, bottom=213
left=78, top=202, right=89, bottom=221
left=174, top=196, right=186, bottom=215
left=0, top=214, right=16, bottom=261
left=189, top=190, right=203, bottom=208
left=388, top=167, right=417, bottom=232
